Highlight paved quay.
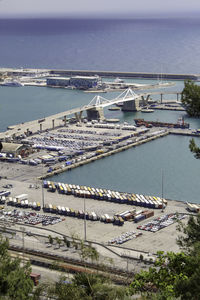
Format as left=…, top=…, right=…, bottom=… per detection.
left=169, top=128, right=200, bottom=137
left=0, top=178, right=190, bottom=260
left=0, top=121, right=169, bottom=180
left=153, top=104, right=185, bottom=111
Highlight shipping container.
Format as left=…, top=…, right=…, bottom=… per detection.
left=15, top=194, right=28, bottom=201
left=143, top=211, right=154, bottom=219
left=134, top=214, right=146, bottom=223
left=36, top=202, right=41, bottom=211
left=0, top=190, right=11, bottom=197
left=44, top=204, right=50, bottom=212
left=30, top=273, right=41, bottom=286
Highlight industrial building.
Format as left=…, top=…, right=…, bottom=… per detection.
left=46, top=77, right=70, bottom=87
left=46, top=75, right=101, bottom=89
left=69, top=75, right=100, bottom=89
left=1, top=142, right=30, bottom=158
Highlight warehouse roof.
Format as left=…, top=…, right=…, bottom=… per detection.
left=2, top=142, right=24, bottom=153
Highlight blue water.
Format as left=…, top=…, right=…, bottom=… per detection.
left=0, top=18, right=200, bottom=73
left=1, top=17, right=200, bottom=203
left=51, top=135, right=200, bottom=203
left=1, top=82, right=200, bottom=133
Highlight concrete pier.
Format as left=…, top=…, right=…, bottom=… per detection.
left=87, top=107, right=105, bottom=121
left=0, top=67, right=199, bottom=81
left=121, top=98, right=140, bottom=111
left=49, top=69, right=199, bottom=81
left=41, top=130, right=169, bottom=179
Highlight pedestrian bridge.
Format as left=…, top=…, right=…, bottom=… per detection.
left=83, top=87, right=181, bottom=109
left=0, top=88, right=182, bottom=139
left=84, top=88, right=139, bottom=108
left=80, top=88, right=181, bottom=119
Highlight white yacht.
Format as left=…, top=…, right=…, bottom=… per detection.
left=1, top=78, right=24, bottom=87
left=114, top=77, right=124, bottom=83
left=141, top=108, right=154, bottom=113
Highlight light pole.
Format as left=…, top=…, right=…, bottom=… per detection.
left=41, top=164, right=45, bottom=209
left=161, top=169, right=164, bottom=212
left=84, top=192, right=87, bottom=241
left=20, top=227, right=25, bottom=266
left=126, top=257, right=129, bottom=273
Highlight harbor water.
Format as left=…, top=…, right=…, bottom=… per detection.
left=50, top=134, right=200, bottom=204
left=1, top=17, right=200, bottom=204
left=1, top=82, right=200, bottom=203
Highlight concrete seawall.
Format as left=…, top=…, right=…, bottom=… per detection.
left=50, top=69, right=199, bottom=81
left=0, top=67, right=198, bottom=81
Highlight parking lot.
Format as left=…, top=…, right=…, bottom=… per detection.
left=0, top=122, right=161, bottom=182
left=0, top=178, right=189, bottom=256
left=2, top=209, right=64, bottom=226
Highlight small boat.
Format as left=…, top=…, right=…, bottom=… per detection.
left=186, top=202, right=200, bottom=213
left=114, top=77, right=124, bottom=83
left=108, top=106, right=120, bottom=111
left=1, top=79, right=24, bottom=87
left=116, top=103, right=124, bottom=107
left=141, top=108, right=154, bottom=113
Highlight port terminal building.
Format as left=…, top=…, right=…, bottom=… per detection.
left=46, top=75, right=101, bottom=89
left=1, top=142, right=30, bottom=158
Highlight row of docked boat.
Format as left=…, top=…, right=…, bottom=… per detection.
left=43, top=181, right=167, bottom=209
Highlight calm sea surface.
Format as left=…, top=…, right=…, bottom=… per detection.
left=1, top=18, right=200, bottom=73
left=1, top=17, right=200, bottom=203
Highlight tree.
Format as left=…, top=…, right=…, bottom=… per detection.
left=55, top=237, right=62, bottom=248
left=189, top=138, right=200, bottom=158
left=47, top=235, right=131, bottom=300
left=174, top=243, right=200, bottom=300
left=181, top=80, right=200, bottom=117
left=63, top=236, right=70, bottom=248
left=50, top=277, right=85, bottom=300
left=130, top=251, right=189, bottom=299
left=49, top=273, right=131, bottom=300
left=0, top=236, right=34, bottom=300
left=48, top=235, right=54, bottom=246
left=129, top=214, right=200, bottom=299
left=79, top=240, right=99, bottom=263
left=177, top=213, right=200, bottom=250
left=73, top=272, right=130, bottom=300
